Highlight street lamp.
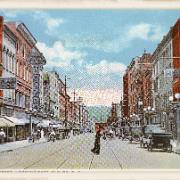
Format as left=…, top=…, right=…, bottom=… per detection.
left=25, top=108, right=37, bottom=136
left=64, top=75, right=70, bottom=129
left=143, top=106, right=155, bottom=125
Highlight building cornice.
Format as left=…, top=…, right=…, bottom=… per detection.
left=16, top=22, right=37, bottom=46
left=4, top=24, right=17, bottom=45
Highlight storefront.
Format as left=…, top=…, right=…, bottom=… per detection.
left=72, top=123, right=80, bottom=135
left=0, top=116, right=15, bottom=142
left=4, top=116, right=26, bottom=141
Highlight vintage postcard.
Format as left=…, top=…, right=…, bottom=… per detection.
left=0, top=0, right=180, bottom=179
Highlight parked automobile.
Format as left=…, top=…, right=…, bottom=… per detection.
left=146, top=133, right=173, bottom=152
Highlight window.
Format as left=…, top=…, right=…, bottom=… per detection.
left=24, top=66, right=26, bottom=80
left=16, top=42, right=19, bottom=52
left=22, top=45, right=26, bottom=58
left=16, top=61, right=19, bottom=76
left=5, top=51, right=8, bottom=70
left=11, top=55, right=13, bottom=72
left=9, top=55, right=12, bottom=72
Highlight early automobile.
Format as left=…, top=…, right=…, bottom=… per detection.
left=146, top=133, right=173, bottom=152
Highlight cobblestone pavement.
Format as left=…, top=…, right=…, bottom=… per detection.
left=0, top=133, right=179, bottom=169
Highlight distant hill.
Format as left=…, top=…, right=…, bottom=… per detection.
left=87, top=106, right=111, bottom=123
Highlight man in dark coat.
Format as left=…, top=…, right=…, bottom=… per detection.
left=91, top=129, right=101, bottom=155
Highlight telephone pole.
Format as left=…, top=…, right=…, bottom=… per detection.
left=65, top=75, right=67, bottom=128
left=73, top=89, right=77, bottom=123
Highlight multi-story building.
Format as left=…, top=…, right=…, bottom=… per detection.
left=0, top=17, right=17, bottom=116
left=59, top=77, right=66, bottom=121
left=6, top=21, right=37, bottom=118
left=43, top=72, right=50, bottom=116
left=123, top=52, right=153, bottom=127
left=43, top=71, right=60, bottom=120
left=122, top=71, right=129, bottom=119
left=152, top=19, right=180, bottom=136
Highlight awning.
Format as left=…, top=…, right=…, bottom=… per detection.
left=0, top=118, right=7, bottom=127
left=19, top=118, right=30, bottom=124
left=31, top=117, right=40, bottom=124
left=37, top=120, right=51, bottom=128
left=0, top=117, right=15, bottom=127
left=4, top=116, right=25, bottom=125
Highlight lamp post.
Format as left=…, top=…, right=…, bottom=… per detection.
left=143, top=106, right=155, bottom=126
left=138, top=100, right=143, bottom=127
left=64, top=75, right=70, bottom=129
left=25, top=109, right=37, bottom=136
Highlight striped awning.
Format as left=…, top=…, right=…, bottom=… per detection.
left=0, top=117, right=15, bottom=127
left=4, top=116, right=25, bottom=125
left=0, top=118, right=8, bottom=127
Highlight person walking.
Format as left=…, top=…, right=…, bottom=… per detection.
left=91, top=128, right=101, bottom=155
left=40, top=129, right=44, bottom=139
left=0, top=129, right=6, bottom=143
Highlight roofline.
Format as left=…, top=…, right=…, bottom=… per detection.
left=17, top=22, right=37, bottom=44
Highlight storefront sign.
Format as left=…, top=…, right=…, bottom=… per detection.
left=28, top=48, right=46, bottom=112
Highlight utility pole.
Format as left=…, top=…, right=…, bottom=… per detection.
left=73, top=89, right=76, bottom=123
left=64, top=75, right=67, bottom=129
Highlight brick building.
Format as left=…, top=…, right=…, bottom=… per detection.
left=6, top=22, right=37, bottom=118
left=59, top=77, right=66, bottom=121
left=122, top=70, right=129, bottom=119
left=123, top=52, right=152, bottom=127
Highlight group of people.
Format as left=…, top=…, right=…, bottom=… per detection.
left=29, top=128, right=45, bottom=143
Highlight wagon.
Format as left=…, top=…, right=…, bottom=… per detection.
left=147, top=133, right=173, bottom=152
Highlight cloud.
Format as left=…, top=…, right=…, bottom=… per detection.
left=127, top=23, right=164, bottom=41
left=76, top=88, right=122, bottom=106
left=63, top=22, right=163, bottom=53
left=36, top=41, right=86, bottom=68
left=46, top=18, right=64, bottom=34
left=33, top=11, right=64, bottom=35
left=86, top=60, right=126, bottom=75
left=62, top=34, right=129, bottom=53
left=0, top=10, right=19, bottom=18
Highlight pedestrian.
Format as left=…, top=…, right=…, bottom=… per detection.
left=40, top=129, right=44, bottom=139
left=32, top=131, right=36, bottom=143
left=91, top=128, right=101, bottom=155
left=48, top=130, right=56, bottom=142
left=103, top=130, right=107, bottom=140
left=37, top=129, right=41, bottom=139
left=122, top=133, right=125, bottom=141
left=0, top=128, right=6, bottom=143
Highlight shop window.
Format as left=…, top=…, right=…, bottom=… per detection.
left=8, top=127, right=13, bottom=137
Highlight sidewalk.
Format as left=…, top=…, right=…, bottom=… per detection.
left=0, top=138, right=47, bottom=153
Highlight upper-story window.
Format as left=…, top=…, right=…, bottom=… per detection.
left=22, top=45, right=26, bottom=58
left=16, top=42, right=19, bottom=52
left=16, top=61, right=19, bottom=76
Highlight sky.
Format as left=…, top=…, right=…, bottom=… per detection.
left=0, top=10, right=180, bottom=106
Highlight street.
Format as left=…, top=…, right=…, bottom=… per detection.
left=0, top=133, right=179, bottom=169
